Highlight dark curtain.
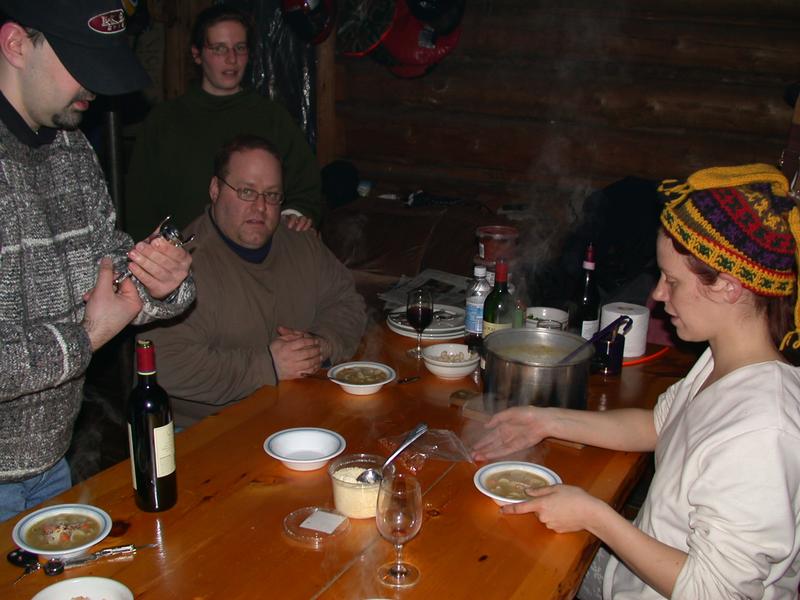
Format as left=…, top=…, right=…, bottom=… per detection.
left=227, top=0, right=317, bottom=149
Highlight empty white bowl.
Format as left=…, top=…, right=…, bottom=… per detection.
left=12, top=503, right=112, bottom=560
left=327, top=361, right=396, bottom=395
left=474, top=461, right=562, bottom=506
left=526, top=306, right=569, bottom=330
left=422, top=343, right=479, bottom=379
left=264, top=427, right=346, bottom=471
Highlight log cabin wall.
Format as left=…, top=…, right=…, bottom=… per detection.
left=326, top=0, right=800, bottom=219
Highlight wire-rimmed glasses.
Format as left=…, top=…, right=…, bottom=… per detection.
left=204, top=43, right=249, bottom=57
left=218, top=177, right=284, bottom=206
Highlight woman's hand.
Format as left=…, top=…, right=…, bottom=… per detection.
left=471, top=406, right=551, bottom=460
left=501, top=484, right=608, bottom=533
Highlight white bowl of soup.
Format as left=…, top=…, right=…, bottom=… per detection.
left=12, top=503, right=112, bottom=559
left=474, top=461, right=562, bottom=506
left=264, top=427, right=347, bottom=471
left=32, top=576, right=133, bottom=600
left=327, top=361, right=396, bottom=395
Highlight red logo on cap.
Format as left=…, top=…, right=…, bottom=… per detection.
left=87, top=9, right=126, bottom=34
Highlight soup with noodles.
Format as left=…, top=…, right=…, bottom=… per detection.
left=335, top=366, right=388, bottom=385
left=495, top=344, right=566, bottom=365
left=485, top=469, right=550, bottom=500
left=24, top=513, right=102, bottom=551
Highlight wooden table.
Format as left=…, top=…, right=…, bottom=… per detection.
left=0, top=327, right=697, bottom=599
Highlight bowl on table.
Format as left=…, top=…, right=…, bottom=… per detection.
left=421, top=343, right=480, bottom=379
left=263, top=427, right=346, bottom=471
left=474, top=461, right=562, bottom=506
left=526, top=306, right=569, bottom=330
left=32, top=576, right=133, bottom=600
left=327, top=361, right=396, bottom=395
left=12, top=503, right=112, bottom=560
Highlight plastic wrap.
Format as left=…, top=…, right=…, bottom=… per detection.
left=379, top=428, right=474, bottom=474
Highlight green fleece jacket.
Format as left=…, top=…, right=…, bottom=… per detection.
left=124, top=86, right=323, bottom=241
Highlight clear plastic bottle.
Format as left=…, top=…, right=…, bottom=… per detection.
left=464, top=265, right=492, bottom=353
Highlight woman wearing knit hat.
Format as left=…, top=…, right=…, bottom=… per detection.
left=473, top=163, right=800, bottom=599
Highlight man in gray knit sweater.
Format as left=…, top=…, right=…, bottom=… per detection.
left=0, top=0, right=195, bottom=521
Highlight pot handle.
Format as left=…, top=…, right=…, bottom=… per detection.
left=556, top=316, right=633, bottom=366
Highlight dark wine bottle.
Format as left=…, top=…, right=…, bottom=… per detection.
left=572, top=243, right=600, bottom=340
left=482, top=258, right=513, bottom=337
left=128, top=339, right=177, bottom=512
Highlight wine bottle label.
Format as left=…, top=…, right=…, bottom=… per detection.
left=482, top=320, right=511, bottom=336
left=580, top=319, right=599, bottom=339
left=154, top=422, right=176, bottom=477
left=465, top=298, right=485, bottom=334
left=127, top=423, right=137, bottom=491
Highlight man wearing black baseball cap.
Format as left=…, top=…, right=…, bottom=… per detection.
left=0, top=0, right=195, bottom=522
left=4, top=0, right=149, bottom=96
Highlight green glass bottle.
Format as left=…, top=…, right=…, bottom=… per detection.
left=482, top=259, right=513, bottom=337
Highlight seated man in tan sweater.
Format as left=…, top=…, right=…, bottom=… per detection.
left=140, top=134, right=366, bottom=427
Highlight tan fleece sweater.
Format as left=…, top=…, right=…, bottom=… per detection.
left=141, top=211, right=366, bottom=426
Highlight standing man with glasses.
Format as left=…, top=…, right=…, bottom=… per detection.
left=124, top=3, right=323, bottom=242
left=140, top=135, right=366, bottom=428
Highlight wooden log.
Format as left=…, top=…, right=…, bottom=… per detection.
left=338, top=106, right=784, bottom=180
left=485, top=0, right=800, bottom=19
left=315, top=32, right=337, bottom=167
left=338, top=62, right=793, bottom=137
left=455, top=7, right=800, bottom=74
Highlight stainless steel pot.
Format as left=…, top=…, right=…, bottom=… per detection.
left=482, top=329, right=594, bottom=411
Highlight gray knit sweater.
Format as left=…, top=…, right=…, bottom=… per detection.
left=0, top=114, right=195, bottom=482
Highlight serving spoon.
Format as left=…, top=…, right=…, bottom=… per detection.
left=357, top=422, right=428, bottom=484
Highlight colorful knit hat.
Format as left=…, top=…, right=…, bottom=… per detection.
left=658, top=163, right=800, bottom=349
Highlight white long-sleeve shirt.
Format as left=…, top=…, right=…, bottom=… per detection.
left=605, top=349, right=800, bottom=599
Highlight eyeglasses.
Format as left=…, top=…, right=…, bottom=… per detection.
left=205, top=43, right=249, bottom=57
left=218, top=177, right=283, bottom=205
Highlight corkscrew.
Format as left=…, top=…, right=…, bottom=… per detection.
left=114, top=215, right=196, bottom=288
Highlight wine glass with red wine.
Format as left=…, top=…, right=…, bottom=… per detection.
left=406, top=288, right=433, bottom=358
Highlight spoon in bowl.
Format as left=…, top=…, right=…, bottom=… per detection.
left=357, top=422, right=428, bottom=484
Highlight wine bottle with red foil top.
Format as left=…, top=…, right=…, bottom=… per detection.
left=128, top=339, right=177, bottom=512
left=482, top=258, right=513, bottom=337
left=572, top=243, right=600, bottom=340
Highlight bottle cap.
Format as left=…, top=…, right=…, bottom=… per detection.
left=494, top=258, right=508, bottom=282
left=473, top=265, right=487, bottom=277
left=582, top=243, right=596, bottom=270
left=136, top=339, right=156, bottom=375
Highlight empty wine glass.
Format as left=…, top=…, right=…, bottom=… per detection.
left=405, top=288, right=433, bottom=358
left=375, top=472, right=423, bottom=588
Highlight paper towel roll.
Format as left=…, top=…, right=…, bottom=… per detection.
left=600, top=302, right=650, bottom=357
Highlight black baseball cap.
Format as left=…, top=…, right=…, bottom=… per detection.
left=2, top=0, right=150, bottom=95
